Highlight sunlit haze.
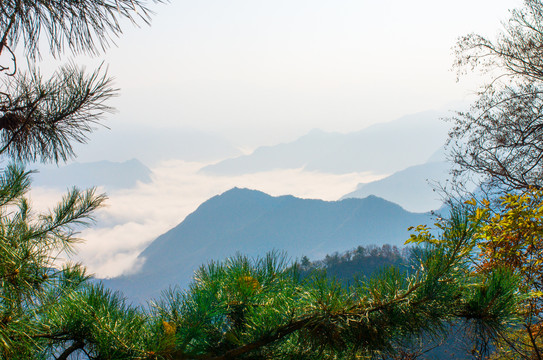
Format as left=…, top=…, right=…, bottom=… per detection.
left=37, top=0, right=520, bottom=148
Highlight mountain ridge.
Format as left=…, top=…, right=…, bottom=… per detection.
left=341, top=161, right=451, bottom=212
left=201, top=111, right=449, bottom=175
left=104, top=188, right=433, bottom=303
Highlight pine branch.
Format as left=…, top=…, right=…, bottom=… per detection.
left=56, top=340, right=84, bottom=360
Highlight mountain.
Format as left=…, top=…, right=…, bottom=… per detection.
left=105, top=188, right=433, bottom=303
left=341, top=161, right=451, bottom=212
left=201, top=111, right=449, bottom=175
left=33, top=159, right=152, bottom=190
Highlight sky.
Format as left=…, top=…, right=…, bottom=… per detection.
left=32, top=0, right=523, bottom=148
left=89, top=0, right=521, bottom=147
left=29, top=0, right=526, bottom=277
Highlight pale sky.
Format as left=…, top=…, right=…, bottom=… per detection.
left=31, top=0, right=522, bottom=148
left=74, top=0, right=520, bottom=147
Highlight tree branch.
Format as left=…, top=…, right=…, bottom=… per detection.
left=56, top=340, right=85, bottom=360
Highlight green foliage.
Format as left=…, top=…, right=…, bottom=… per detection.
left=0, top=1, right=163, bottom=359
left=297, top=244, right=408, bottom=286
left=1, top=0, right=165, bottom=59
left=0, top=167, right=105, bottom=359
left=0, top=64, right=116, bottom=163
left=43, top=282, right=152, bottom=360
left=138, top=213, right=521, bottom=359
left=0, top=1, right=165, bottom=164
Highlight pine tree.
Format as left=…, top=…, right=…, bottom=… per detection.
left=0, top=1, right=163, bottom=358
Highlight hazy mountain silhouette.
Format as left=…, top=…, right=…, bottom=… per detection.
left=341, top=161, right=451, bottom=212
left=201, top=111, right=449, bottom=175
left=105, top=188, right=433, bottom=303
left=33, top=159, right=152, bottom=190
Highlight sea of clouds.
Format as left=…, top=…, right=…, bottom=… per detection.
left=30, top=160, right=384, bottom=278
